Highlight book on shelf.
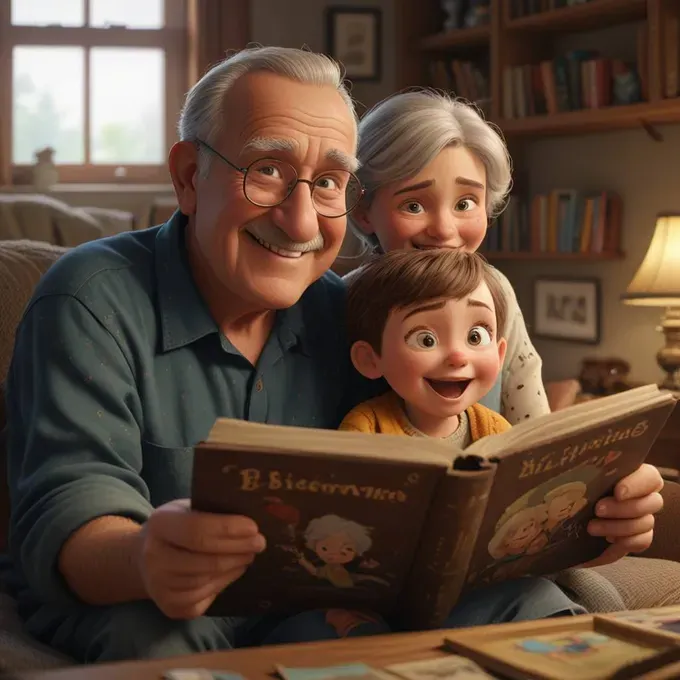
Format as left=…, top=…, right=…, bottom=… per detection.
left=511, top=0, right=609, bottom=20
left=191, top=384, right=675, bottom=629
left=483, top=189, right=621, bottom=256
left=663, top=10, right=679, bottom=99
left=502, top=42, right=646, bottom=120
left=429, top=58, right=491, bottom=114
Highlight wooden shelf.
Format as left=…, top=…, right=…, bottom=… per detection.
left=499, top=99, right=680, bottom=137
left=419, top=25, right=490, bottom=51
left=506, top=0, right=647, bottom=34
left=481, top=251, right=625, bottom=261
left=398, top=0, right=679, bottom=139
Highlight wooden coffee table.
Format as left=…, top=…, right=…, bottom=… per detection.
left=13, top=628, right=451, bottom=680
left=13, top=614, right=680, bottom=680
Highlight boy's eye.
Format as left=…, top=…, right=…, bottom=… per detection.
left=406, top=330, right=438, bottom=350
left=468, top=326, right=492, bottom=346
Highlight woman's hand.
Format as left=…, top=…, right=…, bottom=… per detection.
left=581, top=464, right=664, bottom=568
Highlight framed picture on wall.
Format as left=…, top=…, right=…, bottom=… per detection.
left=325, top=7, right=381, bottom=81
left=533, top=277, right=601, bottom=344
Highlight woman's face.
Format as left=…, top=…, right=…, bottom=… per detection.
left=357, top=145, right=488, bottom=253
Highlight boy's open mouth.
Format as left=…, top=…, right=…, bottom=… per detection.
left=425, top=378, right=472, bottom=400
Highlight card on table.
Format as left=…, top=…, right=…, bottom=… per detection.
left=162, top=669, right=247, bottom=680
left=385, top=656, right=497, bottom=679
left=275, top=662, right=393, bottom=680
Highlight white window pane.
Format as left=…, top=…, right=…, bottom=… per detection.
left=13, top=47, right=85, bottom=164
left=90, top=48, right=165, bottom=164
left=11, top=0, right=84, bottom=26
left=89, top=0, right=164, bottom=28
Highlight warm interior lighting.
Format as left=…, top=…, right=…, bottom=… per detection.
left=623, top=214, right=680, bottom=391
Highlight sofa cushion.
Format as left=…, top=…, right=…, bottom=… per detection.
left=0, top=240, right=67, bottom=553
left=0, top=594, right=73, bottom=671
left=0, top=194, right=103, bottom=246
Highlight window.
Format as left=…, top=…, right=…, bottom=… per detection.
left=1, top=0, right=187, bottom=184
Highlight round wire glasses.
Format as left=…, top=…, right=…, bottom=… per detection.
left=197, top=140, right=364, bottom=218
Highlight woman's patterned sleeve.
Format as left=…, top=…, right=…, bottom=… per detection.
left=491, top=268, right=551, bottom=424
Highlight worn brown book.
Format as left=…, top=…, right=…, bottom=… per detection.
left=191, top=384, right=676, bottom=629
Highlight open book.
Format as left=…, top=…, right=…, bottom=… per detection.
left=191, top=384, right=676, bottom=629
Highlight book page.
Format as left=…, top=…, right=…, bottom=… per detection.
left=466, top=385, right=673, bottom=460
left=205, top=418, right=452, bottom=466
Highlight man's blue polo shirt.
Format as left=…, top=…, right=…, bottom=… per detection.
left=5, top=211, right=371, bottom=610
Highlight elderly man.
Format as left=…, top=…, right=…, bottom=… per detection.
left=4, top=46, right=664, bottom=663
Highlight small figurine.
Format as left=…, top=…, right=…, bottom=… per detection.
left=464, top=0, right=491, bottom=28
left=32, top=146, right=58, bottom=191
left=441, top=0, right=464, bottom=31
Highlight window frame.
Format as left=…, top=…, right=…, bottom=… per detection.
left=0, top=0, right=187, bottom=185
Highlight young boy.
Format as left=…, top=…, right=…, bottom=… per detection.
left=267, top=249, right=581, bottom=644
left=340, top=248, right=511, bottom=447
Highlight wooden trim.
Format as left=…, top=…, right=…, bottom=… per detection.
left=419, top=26, right=490, bottom=51
left=8, top=25, right=183, bottom=48
left=12, top=164, right=172, bottom=185
left=394, top=0, right=438, bottom=89
left=84, top=48, right=91, bottom=166
left=0, top=1, right=11, bottom=185
left=3, top=2, right=188, bottom=185
left=489, top=0, right=502, bottom=122
left=504, top=0, right=646, bottom=31
left=499, top=98, right=680, bottom=136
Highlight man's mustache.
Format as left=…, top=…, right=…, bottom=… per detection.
left=246, top=222, right=325, bottom=253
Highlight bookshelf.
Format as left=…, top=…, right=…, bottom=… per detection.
left=395, top=0, right=680, bottom=138
left=392, top=0, right=680, bottom=261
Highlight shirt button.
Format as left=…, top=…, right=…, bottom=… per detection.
left=255, top=378, right=264, bottom=392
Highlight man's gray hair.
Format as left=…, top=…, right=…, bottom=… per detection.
left=352, top=90, right=512, bottom=234
left=178, top=46, right=358, bottom=176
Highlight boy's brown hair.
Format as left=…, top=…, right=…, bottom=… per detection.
left=346, top=249, right=508, bottom=354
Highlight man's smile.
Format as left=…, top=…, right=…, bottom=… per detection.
left=245, top=230, right=304, bottom=259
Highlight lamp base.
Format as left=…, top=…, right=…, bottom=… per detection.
left=656, top=308, right=680, bottom=391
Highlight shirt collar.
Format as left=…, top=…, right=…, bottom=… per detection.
left=155, top=211, right=218, bottom=352
left=155, top=210, right=311, bottom=355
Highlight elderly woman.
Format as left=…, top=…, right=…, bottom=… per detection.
left=346, top=89, right=663, bottom=571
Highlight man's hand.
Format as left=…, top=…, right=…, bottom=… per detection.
left=138, top=499, right=266, bottom=619
left=581, top=464, right=664, bottom=568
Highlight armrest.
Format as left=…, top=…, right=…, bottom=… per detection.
left=643, top=480, right=680, bottom=562
left=545, top=379, right=581, bottom=411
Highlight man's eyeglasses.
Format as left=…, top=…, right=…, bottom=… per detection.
left=196, top=140, right=364, bottom=219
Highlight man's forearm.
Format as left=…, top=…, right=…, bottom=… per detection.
left=58, top=516, right=149, bottom=605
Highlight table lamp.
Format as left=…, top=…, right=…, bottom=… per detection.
left=622, top=213, right=680, bottom=391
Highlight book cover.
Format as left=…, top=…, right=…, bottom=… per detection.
left=463, top=400, right=675, bottom=591
left=190, top=385, right=676, bottom=626
left=191, top=432, right=450, bottom=617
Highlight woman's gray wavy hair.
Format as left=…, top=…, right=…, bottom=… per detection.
left=352, top=90, right=512, bottom=233
left=178, top=45, right=358, bottom=177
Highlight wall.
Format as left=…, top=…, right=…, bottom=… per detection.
left=496, top=123, right=680, bottom=385
left=250, top=0, right=397, bottom=112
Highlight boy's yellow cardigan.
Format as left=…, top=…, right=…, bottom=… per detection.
left=339, top=390, right=511, bottom=442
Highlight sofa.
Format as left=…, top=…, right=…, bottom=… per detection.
left=0, top=193, right=136, bottom=247
left=1, top=239, right=680, bottom=671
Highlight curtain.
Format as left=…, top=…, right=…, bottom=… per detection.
left=187, top=0, right=250, bottom=85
